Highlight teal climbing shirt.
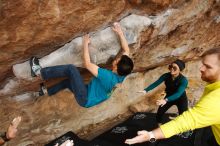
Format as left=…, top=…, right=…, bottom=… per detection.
left=85, top=68, right=125, bottom=107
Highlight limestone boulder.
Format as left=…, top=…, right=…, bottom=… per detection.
left=0, top=0, right=220, bottom=145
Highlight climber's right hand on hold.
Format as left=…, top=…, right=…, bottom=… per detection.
left=112, top=22, right=123, bottom=36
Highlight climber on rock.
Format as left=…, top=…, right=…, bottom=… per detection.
left=29, top=22, right=134, bottom=108
left=0, top=116, right=22, bottom=145
left=138, top=59, right=189, bottom=125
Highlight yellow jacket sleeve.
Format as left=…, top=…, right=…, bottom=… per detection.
left=160, top=89, right=220, bottom=138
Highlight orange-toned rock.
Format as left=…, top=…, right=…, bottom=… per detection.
left=0, top=0, right=220, bottom=145
left=0, top=0, right=128, bottom=83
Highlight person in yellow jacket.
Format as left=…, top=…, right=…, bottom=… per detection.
left=125, top=48, right=220, bottom=146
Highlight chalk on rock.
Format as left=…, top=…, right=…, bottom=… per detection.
left=13, top=14, right=152, bottom=80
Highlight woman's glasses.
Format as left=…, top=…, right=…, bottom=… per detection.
left=168, top=65, right=178, bottom=71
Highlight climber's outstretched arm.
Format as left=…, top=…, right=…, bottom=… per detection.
left=112, top=22, right=130, bottom=57
left=83, top=34, right=99, bottom=77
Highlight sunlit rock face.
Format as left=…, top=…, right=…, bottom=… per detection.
left=0, top=0, right=179, bottom=84
left=0, top=0, right=127, bottom=83
left=12, top=14, right=152, bottom=79
left=0, top=0, right=220, bottom=145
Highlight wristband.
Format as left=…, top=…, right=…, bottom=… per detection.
left=148, top=131, right=156, bottom=143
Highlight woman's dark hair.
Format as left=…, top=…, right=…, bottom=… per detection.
left=173, top=59, right=185, bottom=71
left=117, top=55, right=134, bottom=76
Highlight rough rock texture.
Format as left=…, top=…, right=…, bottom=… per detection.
left=0, top=0, right=220, bottom=145
left=0, top=0, right=180, bottom=84
left=12, top=14, right=152, bottom=79
left=0, top=0, right=126, bottom=84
